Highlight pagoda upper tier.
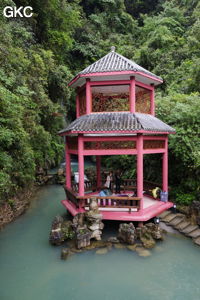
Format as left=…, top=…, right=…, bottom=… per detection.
left=68, top=47, right=164, bottom=117
left=69, top=46, right=163, bottom=88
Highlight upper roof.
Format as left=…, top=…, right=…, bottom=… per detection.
left=59, top=112, right=175, bottom=135
left=69, top=47, right=163, bottom=88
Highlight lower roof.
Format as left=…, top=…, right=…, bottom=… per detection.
left=59, top=112, right=175, bottom=135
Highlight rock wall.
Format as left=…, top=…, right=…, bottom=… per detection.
left=0, top=188, right=35, bottom=230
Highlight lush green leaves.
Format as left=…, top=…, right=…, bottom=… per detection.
left=0, top=0, right=200, bottom=205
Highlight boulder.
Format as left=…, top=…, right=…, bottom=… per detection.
left=107, top=237, right=120, bottom=244
left=95, top=248, right=108, bottom=255
left=135, top=247, right=151, bottom=257
left=118, top=223, right=136, bottom=245
left=145, top=223, right=163, bottom=240
left=61, top=248, right=73, bottom=260
left=49, top=215, right=64, bottom=245
left=75, top=226, right=92, bottom=249
left=136, top=224, right=159, bottom=249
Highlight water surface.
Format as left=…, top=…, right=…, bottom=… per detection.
left=0, top=185, right=200, bottom=300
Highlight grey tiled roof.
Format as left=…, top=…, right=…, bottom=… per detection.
left=78, top=50, right=162, bottom=81
left=59, top=112, right=175, bottom=134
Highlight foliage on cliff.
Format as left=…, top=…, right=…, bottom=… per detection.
left=0, top=0, right=200, bottom=204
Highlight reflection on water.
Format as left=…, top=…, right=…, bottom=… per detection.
left=0, top=185, right=200, bottom=300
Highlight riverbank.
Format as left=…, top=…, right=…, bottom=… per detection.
left=0, top=185, right=38, bottom=230
left=0, top=167, right=62, bottom=230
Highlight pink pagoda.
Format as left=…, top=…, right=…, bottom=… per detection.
left=59, top=47, right=175, bottom=225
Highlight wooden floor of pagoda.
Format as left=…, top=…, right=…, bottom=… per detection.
left=62, top=194, right=173, bottom=222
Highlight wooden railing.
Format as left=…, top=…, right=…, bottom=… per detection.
left=71, top=179, right=163, bottom=196
left=64, top=186, right=141, bottom=213
left=78, top=195, right=141, bottom=213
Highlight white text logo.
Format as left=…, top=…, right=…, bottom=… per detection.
left=3, top=6, right=33, bottom=18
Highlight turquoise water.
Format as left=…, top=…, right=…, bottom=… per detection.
left=0, top=185, right=200, bottom=300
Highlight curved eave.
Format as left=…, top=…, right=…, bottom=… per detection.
left=59, top=129, right=175, bottom=137
left=68, top=71, right=163, bottom=88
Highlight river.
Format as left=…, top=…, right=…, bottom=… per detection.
left=0, top=185, right=200, bottom=300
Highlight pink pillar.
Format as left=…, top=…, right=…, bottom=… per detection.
left=130, top=76, right=136, bottom=113
left=162, top=137, right=168, bottom=192
left=86, top=78, right=91, bottom=114
left=65, top=138, right=71, bottom=189
left=96, top=156, right=101, bottom=189
left=76, top=94, right=80, bottom=118
left=137, top=134, right=143, bottom=210
left=150, top=84, right=155, bottom=116
left=78, top=135, right=84, bottom=196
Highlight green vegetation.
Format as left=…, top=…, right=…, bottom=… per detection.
left=0, top=0, right=199, bottom=205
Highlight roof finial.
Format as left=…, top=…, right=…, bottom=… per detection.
left=111, top=46, right=115, bottom=52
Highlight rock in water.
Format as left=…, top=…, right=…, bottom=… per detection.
left=136, top=223, right=164, bottom=249
left=135, top=247, right=151, bottom=257
left=61, top=248, right=73, bottom=260
left=107, top=237, right=120, bottom=244
left=114, top=243, right=126, bottom=249
left=146, top=223, right=163, bottom=240
left=86, top=198, right=104, bottom=241
left=49, top=215, right=64, bottom=245
left=118, top=223, right=136, bottom=244
left=95, top=248, right=108, bottom=255
left=127, top=244, right=137, bottom=251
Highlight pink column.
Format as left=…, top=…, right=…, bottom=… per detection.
left=96, top=156, right=101, bottom=189
left=137, top=134, right=143, bottom=210
left=65, top=137, right=71, bottom=189
left=78, top=135, right=85, bottom=196
left=130, top=76, right=136, bottom=113
left=86, top=78, right=91, bottom=114
left=162, top=136, right=168, bottom=192
left=76, top=93, right=80, bottom=118
left=150, top=84, right=155, bottom=116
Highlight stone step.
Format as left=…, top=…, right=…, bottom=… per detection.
left=188, top=228, right=200, bottom=239
left=168, top=215, right=185, bottom=226
left=180, top=225, right=199, bottom=235
left=162, top=213, right=177, bottom=223
left=193, top=237, right=200, bottom=246
left=158, top=210, right=171, bottom=219
left=175, top=221, right=191, bottom=231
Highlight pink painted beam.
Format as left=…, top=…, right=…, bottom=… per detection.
left=143, top=136, right=166, bottom=140
left=143, top=149, right=165, bottom=154
left=83, top=149, right=138, bottom=156
left=65, top=138, right=71, bottom=189
left=96, top=156, right=101, bottom=188
left=78, top=136, right=85, bottom=196
left=68, top=150, right=78, bottom=155
left=68, top=71, right=163, bottom=87
left=90, top=80, right=130, bottom=86
left=86, top=78, right=91, bottom=114
left=83, top=136, right=137, bottom=142
left=162, top=137, right=168, bottom=192
left=59, top=130, right=174, bottom=136
left=130, top=76, right=136, bottom=113
left=135, top=81, right=154, bottom=91
left=137, top=134, right=143, bottom=210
